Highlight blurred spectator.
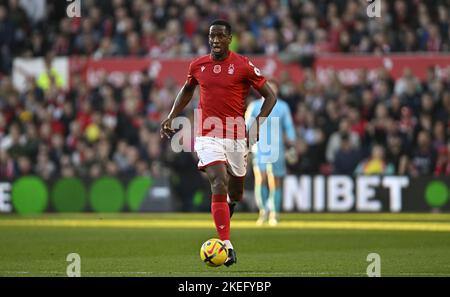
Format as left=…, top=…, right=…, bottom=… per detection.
left=333, top=133, right=360, bottom=175
left=354, top=145, right=395, bottom=175
left=385, top=133, right=409, bottom=174
left=408, top=130, right=437, bottom=176
left=432, top=121, right=448, bottom=151
left=326, top=118, right=360, bottom=163
left=0, top=149, right=14, bottom=180
left=395, top=68, right=420, bottom=97
left=286, top=138, right=318, bottom=175
left=18, top=0, right=46, bottom=25
left=0, top=0, right=448, bottom=73
left=36, top=53, right=65, bottom=91
left=434, top=145, right=450, bottom=176
left=16, top=155, right=33, bottom=176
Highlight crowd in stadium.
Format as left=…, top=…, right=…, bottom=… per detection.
left=1, top=0, right=450, bottom=181
left=1, top=0, right=450, bottom=73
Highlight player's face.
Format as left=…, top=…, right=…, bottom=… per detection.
left=208, top=25, right=231, bottom=59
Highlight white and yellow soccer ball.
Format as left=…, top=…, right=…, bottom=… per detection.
left=200, top=238, right=228, bottom=267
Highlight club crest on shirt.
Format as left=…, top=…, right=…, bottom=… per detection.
left=213, top=65, right=221, bottom=74
left=228, top=64, right=234, bottom=75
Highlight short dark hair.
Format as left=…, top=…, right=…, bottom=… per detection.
left=210, top=19, right=231, bottom=35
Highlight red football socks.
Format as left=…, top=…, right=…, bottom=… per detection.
left=211, top=194, right=230, bottom=241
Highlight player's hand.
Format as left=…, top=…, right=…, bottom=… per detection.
left=285, top=146, right=298, bottom=165
left=247, top=121, right=259, bottom=148
left=160, top=117, right=176, bottom=139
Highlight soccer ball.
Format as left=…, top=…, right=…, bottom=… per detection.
left=200, top=238, right=228, bottom=267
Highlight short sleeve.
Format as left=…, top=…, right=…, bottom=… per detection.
left=186, top=62, right=198, bottom=86
left=244, top=58, right=266, bottom=91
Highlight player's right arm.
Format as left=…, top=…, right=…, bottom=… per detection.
left=160, top=82, right=196, bottom=139
left=160, top=63, right=198, bottom=139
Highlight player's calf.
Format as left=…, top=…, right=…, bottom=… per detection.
left=228, top=177, right=244, bottom=202
left=227, top=188, right=243, bottom=218
left=227, top=175, right=245, bottom=218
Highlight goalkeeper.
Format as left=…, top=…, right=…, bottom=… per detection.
left=246, top=80, right=297, bottom=226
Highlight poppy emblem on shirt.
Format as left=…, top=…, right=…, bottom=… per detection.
left=228, top=64, right=234, bottom=75
left=213, top=65, right=221, bottom=74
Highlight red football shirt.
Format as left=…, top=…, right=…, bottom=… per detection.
left=186, top=51, right=267, bottom=139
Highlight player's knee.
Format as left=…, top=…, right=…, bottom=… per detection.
left=210, top=175, right=228, bottom=194
left=261, top=176, right=268, bottom=185
left=274, top=177, right=282, bottom=188
left=258, top=172, right=268, bottom=184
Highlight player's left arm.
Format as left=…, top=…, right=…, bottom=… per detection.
left=244, top=58, right=276, bottom=146
left=255, top=82, right=277, bottom=121
left=282, top=103, right=296, bottom=146
left=248, top=82, right=277, bottom=146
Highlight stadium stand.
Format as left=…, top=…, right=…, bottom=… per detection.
left=0, top=0, right=449, bottom=188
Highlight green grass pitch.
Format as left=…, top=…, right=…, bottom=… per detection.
left=1, top=213, right=450, bottom=276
